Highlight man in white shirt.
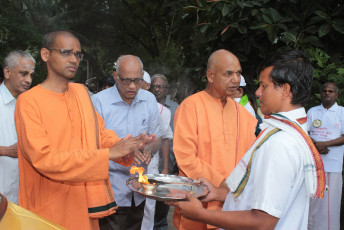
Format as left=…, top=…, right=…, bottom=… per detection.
left=231, top=74, right=256, bottom=117
left=140, top=71, right=173, bottom=230
left=0, top=50, right=35, bottom=203
left=307, top=82, right=344, bottom=230
left=167, top=49, right=326, bottom=230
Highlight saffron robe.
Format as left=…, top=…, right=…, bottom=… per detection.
left=173, top=91, right=257, bottom=230
left=14, top=83, right=128, bottom=230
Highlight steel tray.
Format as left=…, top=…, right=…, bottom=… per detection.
left=126, top=174, right=209, bottom=202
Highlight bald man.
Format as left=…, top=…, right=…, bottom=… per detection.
left=172, top=49, right=257, bottom=230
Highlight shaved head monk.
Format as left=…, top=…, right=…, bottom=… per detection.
left=172, top=49, right=257, bottom=230
left=14, top=30, right=155, bottom=230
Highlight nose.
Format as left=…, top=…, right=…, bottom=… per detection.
left=255, top=86, right=262, bottom=98
left=232, top=73, right=241, bottom=84
left=128, top=81, right=136, bottom=88
left=68, top=53, right=78, bottom=63
left=25, top=74, right=33, bottom=84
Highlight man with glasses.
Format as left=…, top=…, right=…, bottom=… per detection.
left=92, top=55, right=162, bottom=230
left=307, top=82, right=344, bottom=230
left=0, top=50, right=35, bottom=205
left=14, top=31, right=154, bottom=230
left=151, top=74, right=179, bottom=230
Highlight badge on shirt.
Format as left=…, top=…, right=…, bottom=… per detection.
left=312, top=119, right=322, bottom=128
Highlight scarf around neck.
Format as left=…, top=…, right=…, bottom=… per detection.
left=227, top=113, right=325, bottom=199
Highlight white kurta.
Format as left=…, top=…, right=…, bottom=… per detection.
left=141, top=103, right=173, bottom=230
left=223, top=108, right=310, bottom=230
left=0, top=83, right=19, bottom=204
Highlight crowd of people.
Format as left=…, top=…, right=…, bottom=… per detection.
left=0, top=30, right=343, bottom=230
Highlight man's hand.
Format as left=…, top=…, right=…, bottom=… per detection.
left=196, top=178, right=217, bottom=202
left=0, top=143, right=18, bottom=158
left=109, top=133, right=155, bottom=161
left=134, top=148, right=152, bottom=166
left=166, top=192, right=204, bottom=222
left=315, top=141, right=329, bottom=154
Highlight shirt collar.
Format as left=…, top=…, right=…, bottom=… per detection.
left=110, top=84, right=146, bottom=105
left=278, top=107, right=307, bottom=123
left=321, top=102, right=338, bottom=112
left=0, top=83, right=16, bottom=105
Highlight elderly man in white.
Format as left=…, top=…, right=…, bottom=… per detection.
left=140, top=71, right=173, bottom=230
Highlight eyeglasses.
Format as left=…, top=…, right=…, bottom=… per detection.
left=151, top=85, right=167, bottom=89
left=322, top=89, right=335, bottom=93
left=47, top=48, right=84, bottom=61
left=117, top=73, right=143, bottom=85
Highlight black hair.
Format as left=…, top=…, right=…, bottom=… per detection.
left=42, top=30, right=78, bottom=48
left=258, top=49, right=313, bottom=106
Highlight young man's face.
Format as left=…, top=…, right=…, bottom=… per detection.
left=4, top=58, right=35, bottom=98
left=256, top=66, right=285, bottom=115
left=44, top=35, right=82, bottom=80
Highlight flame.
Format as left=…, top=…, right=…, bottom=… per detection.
left=130, top=166, right=150, bottom=184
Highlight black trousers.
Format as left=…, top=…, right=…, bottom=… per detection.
left=99, top=198, right=145, bottom=230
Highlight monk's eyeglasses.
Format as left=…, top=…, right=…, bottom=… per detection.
left=47, top=48, right=84, bottom=61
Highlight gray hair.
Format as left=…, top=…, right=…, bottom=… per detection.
left=151, top=74, right=169, bottom=87
left=116, top=55, right=143, bottom=73
left=3, top=50, right=35, bottom=70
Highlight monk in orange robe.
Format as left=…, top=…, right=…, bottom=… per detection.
left=173, top=49, right=257, bottom=230
left=14, top=31, right=153, bottom=230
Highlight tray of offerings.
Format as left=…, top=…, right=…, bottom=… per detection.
left=126, top=173, right=209, bottom=202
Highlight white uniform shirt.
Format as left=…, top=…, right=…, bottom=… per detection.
left=223, top=108, right=309, bottom=230
left=148, top=103, right=173, bottom=173
left=307, top=103, right=344, bottom=172
left=234, top=98, right=256, bottom=117
left=0, top=83, right=19, bottom=204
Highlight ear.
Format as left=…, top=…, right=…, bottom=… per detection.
left=41, top=48, right=50, bottom=62
left=3, top=67, right=10, bottom=80
left=206, top=69, right=214, bottom=83
left=282, top=83, right=292, bottom=99
left=238, top=87, right=244, bottom=97
left=113, top=71, right=119, bottom=83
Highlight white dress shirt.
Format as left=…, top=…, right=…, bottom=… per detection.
left=0, top=83, right=19, bottom=204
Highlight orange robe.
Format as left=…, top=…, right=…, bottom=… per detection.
left=173, top=91, right=257, bottom=230
left=14, top=83, right=128, bottom=230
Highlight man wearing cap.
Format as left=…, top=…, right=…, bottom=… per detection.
left=140, top=71, right=173, bottom=230
left=230, top=75, right=256, bottom=117
left=172, top=49, right=257, bottom=230
left=92, top=55, right=162, bottom=230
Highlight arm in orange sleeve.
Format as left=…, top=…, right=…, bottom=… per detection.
left=15, top=95, right=109, bottom=183
left=173, top=100, right=225, bottom=187
left=97, top=112, right=134, bottom=167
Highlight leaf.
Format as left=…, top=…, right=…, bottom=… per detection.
left=283, top=31, right=297, bottom=43
left=251, top=9, right=258, bottom=16
left=332, top=19, right=344, bottom=34
left=237, top=24, right=247, bottom=34
left=249, top=23, right=268, bottom=30
left=221, top=25, right=230, bottom=35
left=262, top=15, right=272, bottom=24
left=268, top=7, right=281, bottom=23
left=183, top=6, right=199, bottom=14
left=222, top=4, right=230, bottom=16
left=199, top=24, right=209, bottom=33
left=318, top=24, right=330, bottom=37
left=314, top=10, right=328, bottom=20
